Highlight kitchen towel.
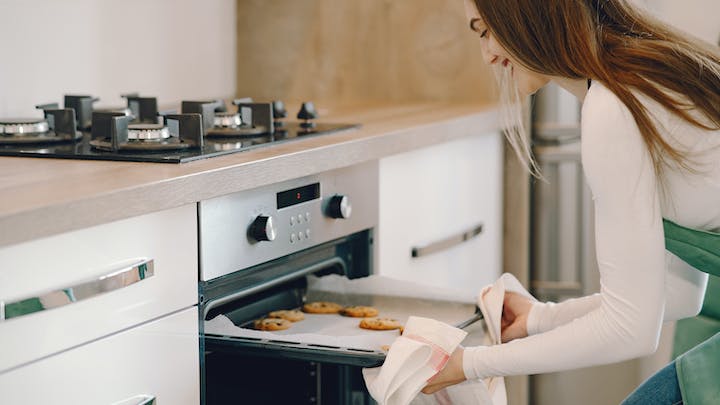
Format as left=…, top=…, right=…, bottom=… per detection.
left=475, top=272, right=537, bottom=405
left=362, top=273, right=535, bottom=405
left=362, top=316, right=472, bottom=405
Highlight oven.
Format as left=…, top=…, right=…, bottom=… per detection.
left=198, top=160, right=380, bottom=404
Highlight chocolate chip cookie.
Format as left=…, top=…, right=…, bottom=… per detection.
left=359, top=318, right=402, bottom=331
left=339, top=305, right=379, bottom=318
left=302, top=301, right=343, bottom=314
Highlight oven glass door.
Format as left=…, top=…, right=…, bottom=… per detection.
left=199, top=230, right=385, bottom=367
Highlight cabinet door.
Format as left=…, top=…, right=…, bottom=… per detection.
left=0, top=204, right=198, bottom=373
left=378, top=133, right=503, bottom=296
left=0, top=308, right=199, bottom=405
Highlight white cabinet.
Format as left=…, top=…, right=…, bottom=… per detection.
left=377, top=132, right=504, bottom=296
left=0, top=204, right=199, bottom=402
left=0, top=307, right=199, bottom=404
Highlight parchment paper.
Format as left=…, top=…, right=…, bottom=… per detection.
left=204, top=274, right=486, bottom=351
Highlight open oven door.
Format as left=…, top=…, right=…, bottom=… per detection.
left=198, top=230, right=484, bottom=404
left=199, top=231, right=388, bottom=368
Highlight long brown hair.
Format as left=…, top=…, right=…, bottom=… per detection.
left=473, top=0, right=720, bottom=175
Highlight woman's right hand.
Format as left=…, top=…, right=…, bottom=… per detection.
left=500, top=291, right=533, bottom=343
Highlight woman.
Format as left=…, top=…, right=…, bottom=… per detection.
left=424, top=0, right=720, bottom=402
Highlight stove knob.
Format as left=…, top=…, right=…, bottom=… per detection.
left=271, top=100, right=287, bottom=119
left=297, top=102, right=318, bottom=129
left=249, top=215, right=276, bottom=242
left=326, top=195, right=352, bottom=219
left=297, top=102, right=318, bottom=120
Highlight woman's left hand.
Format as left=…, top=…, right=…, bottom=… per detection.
left=421, top=346, right=466, bottom=394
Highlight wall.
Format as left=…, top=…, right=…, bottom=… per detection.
left=0, top=0, right=236, bottom=117
left=235, top=0, right=498, bottom=105
left=641, top=0, right=720, bottom=44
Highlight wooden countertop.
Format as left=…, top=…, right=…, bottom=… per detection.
left=0, top=102, right=499, bottom=248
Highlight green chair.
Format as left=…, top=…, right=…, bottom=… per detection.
left=672, top=275, right=720, bottom=358
left=663, top=219, right=720, bottom=404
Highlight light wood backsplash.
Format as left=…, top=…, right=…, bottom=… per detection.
left=235, top=0, right=497, bottom=104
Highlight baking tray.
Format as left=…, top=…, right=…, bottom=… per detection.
left=203, top=275, right=486, bottom=367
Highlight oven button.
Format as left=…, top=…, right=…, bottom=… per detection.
left=249, top=215, right=276, bottom=242
left=326, top=195, right=352, bottom=219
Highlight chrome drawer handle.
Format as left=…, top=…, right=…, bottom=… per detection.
left=411, top=224, right=484, bottom=258
left=0, top=258, right=154, bottom=322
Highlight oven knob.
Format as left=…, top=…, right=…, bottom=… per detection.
left=326, top=195, right=352, bottom=219
left=249, top=215, right=276, bottom=242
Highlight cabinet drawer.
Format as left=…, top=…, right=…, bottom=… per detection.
left=0, top=308, right=199, bottom=405
left=378, top=133, right=503, bottom=295
left=0, top=204, right=198, bottom=373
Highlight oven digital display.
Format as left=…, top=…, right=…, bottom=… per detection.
left=277, top=183, right=320, bottom=209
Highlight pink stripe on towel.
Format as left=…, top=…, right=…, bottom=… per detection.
left=404, top=333, right=451, bottom=376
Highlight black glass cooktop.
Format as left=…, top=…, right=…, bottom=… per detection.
left=0, top=122, right=359, bottom=163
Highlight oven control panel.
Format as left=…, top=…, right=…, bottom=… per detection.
left=248, top=194, right=351, bottom=244
left=198, top=161, right=378, bottom=281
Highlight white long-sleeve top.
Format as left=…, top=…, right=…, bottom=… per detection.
left=463, top=81, right=720, bottom=380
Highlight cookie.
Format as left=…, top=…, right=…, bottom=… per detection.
left=359, top=318, right=402, bottom=331
left=267, top=309, right=305, bottom=322
left=302, top=301, right=343, bottom=314
left=253, top=318, right=292, bottom=331
left=339, top=305, right=379, bottom=318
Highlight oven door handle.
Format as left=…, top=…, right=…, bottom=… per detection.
left=202, top=257, right=347, bottom=318
left=411, top=223, right=484, bottom=258
left=0, top=258, right=154, bottom=321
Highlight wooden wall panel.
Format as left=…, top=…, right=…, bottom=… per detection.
left=236, top=0, right=497, bottom=104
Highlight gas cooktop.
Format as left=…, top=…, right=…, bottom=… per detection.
left=0, top=95, right=359, bottom=163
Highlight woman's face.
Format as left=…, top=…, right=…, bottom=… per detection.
left=464, top=0, right=550, bottom=96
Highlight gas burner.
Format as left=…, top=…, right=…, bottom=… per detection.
left=89, top=111, right=203, bottom=152
left=127, top=123, right=171, bottom=141
left=0, top=109, right=80, bottom=145
left=1, top=118, right=50, bottom=135
left=183, top=100, right=272, bottom=138
left=213, top=112, right=242, bottom=128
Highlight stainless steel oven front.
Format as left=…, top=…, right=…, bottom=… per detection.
left=198, top=161, right=379, bottom=405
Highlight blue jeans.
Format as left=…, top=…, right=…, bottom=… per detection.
left=621, top=361, right=683, bottom=405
